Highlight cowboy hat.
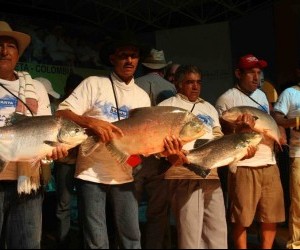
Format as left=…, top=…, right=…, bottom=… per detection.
left=142, top=49, right=172, bottom=70
left=0, top=21, right=31, bottom=57
left=99, top=31, right=149, bottom=67
left=35, top=77, right=61, bottom=99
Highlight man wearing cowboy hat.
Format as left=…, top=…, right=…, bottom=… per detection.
left=0, top=21, right=68, bottom=249
left=134, top=48, right=177, bottom=249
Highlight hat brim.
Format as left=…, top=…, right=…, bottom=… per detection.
left=142, top=61, right=172, bottom=70
left=48, top=90, right=60, bottom=99
left=0, top=30, right=31, bottom=57
left=0, top=31, right=31, bottom=57
left=99, top=36, right=150, bottom=67
left=238, top=60, right=268, bottom=70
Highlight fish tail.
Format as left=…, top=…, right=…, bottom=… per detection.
left=106, top=142, right=129, bottom=164
left=183, top=163, right=211, bottom=178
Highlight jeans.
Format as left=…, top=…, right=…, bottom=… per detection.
left=76, top=179, right=141, bottom=249
left=55, top=162, right=82, bottom=248
left=0, top=181, right=43, bottom=249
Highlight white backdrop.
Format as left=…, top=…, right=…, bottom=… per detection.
left=156, top=21, right=233, bottom=104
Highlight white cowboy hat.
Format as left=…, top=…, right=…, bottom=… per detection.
left=35, top=77, right=61, bottom=99
left=0, top=21, right=31, bottom=57
left=142, top=49, right=172, bottom=69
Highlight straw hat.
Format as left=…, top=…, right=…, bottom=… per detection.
left=142, top=49, right=172, bottom=69
left=0, top=21, right=31, bottom=57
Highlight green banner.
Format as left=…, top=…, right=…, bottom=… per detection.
left=16, top=62, right=108, bottom=96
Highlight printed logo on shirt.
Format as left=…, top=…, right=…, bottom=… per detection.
left=197, top=114, right=214, bottom=128
left=98, top=102, right=130, bottom=120
left=0, top=95, right=17, bottom=110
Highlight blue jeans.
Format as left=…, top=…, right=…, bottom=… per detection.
left=0, top=181, right=43, bottom=249
left=76, top=179, right=141, bottom=249
left=55, top=162, right=82, bottom=247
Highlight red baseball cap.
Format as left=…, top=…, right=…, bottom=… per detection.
left=237, top=54, right=268, bottom=70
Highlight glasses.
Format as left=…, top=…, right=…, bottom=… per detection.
left=183, top=80, right=203, bottom=85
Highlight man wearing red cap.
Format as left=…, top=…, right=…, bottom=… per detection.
left=215, top=54, right=285, bottom=249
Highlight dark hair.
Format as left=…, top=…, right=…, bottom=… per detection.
left=174, top=65, right=202, bottom=88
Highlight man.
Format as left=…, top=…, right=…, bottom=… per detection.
left=134, top=48, right=176, bottom=249
left=159, top=65, right=228, bottom=249
left=164, top=63, right=180, bottom=84
left=53, top=73, right=84, bottom=249
left=215, top=54, right=285, bottom=249
left=136, top=48, right=176, bottom=105
left=273, top=67, right=300, bottom=249
left=57, top=33, right=172, bottom=248
left=0, top=21, right=67, bottom=249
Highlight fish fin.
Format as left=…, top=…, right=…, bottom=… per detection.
left=0, top=158, right=9, bottom=172
left=183, top=163, right=211, bottom=178
left=193, top=139, right=211, bottom=148
left=106, top=142, right=129, bottom=164
left=80, top=136, right=101, bottom=156
left=44, top=141, right=60, bottom=147
left=9, top=113, right=29, bottom=124
left=228, top=163, right=238, bottom=173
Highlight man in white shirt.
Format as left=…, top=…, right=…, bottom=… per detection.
left=0, top=20, right=67, bottom=249
left=215, top=54, right=285, bottom=249
left=273, top=68, right=300, bottom=249
left=159, top=65, right=227, bottom=249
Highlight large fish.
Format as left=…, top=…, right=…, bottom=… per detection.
left=0, top=116, right=92, bottom=171
left=104, top=106, right=207, bottom=164
left=183, top=132, right=263, bottom=178
left=221, top=106, right=281, bottom=146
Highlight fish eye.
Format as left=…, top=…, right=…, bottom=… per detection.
left=75, top=128, right=80, bottom=133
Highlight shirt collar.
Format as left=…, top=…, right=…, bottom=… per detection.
left=177, top=93, right=204, bottom=103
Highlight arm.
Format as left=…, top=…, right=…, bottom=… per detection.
left=273, top=111, right=299, bottom=129
left=56, top=109, right=124, bottom=143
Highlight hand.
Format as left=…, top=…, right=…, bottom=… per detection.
left=235, top=114, right=256, bottom=132
left=160, top=136, right=183, bottom=157
left=241, top=145, right=257, bottom=160
left=167, top=151, right=189, bottom=166
left=88, top=118, right=124, bottom=143
left=46, top=145, right=69, bottom=161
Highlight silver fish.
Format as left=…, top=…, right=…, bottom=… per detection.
left=0, top=116, right=91, bottom=171
left=105, top=106, right=207, bottom=164
left=221, top=106, right=281, bottom=146
left=184, top=132, right=263, bottom=178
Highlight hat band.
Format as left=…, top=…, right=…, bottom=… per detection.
left=143, top=59, right=167, bottom=64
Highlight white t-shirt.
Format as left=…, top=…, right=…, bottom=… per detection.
left=57, top=72, right=151, bottom=184
left=273, top=86, right=300, bottom=157
left=158, top=94, right=221, bottom=179
left=215, top=87, right=276, bottom=167
left=0, top=76, right=51, bottom=180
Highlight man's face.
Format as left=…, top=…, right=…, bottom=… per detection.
left=236, top=67, right=262, bottom=93
left=109, top=45, right=140, bottom=83
left=0, top=36, right=19, bottom=76
left=178, top=72, right=202, bottom=102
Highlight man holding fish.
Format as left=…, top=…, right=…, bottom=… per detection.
left=0, top=21, right=68, bottom=249
left=56, top=33, right=190, bottom=249
left=158, top=64, right=228, bottom=249
left=215, top=54, right=285, bottom=249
